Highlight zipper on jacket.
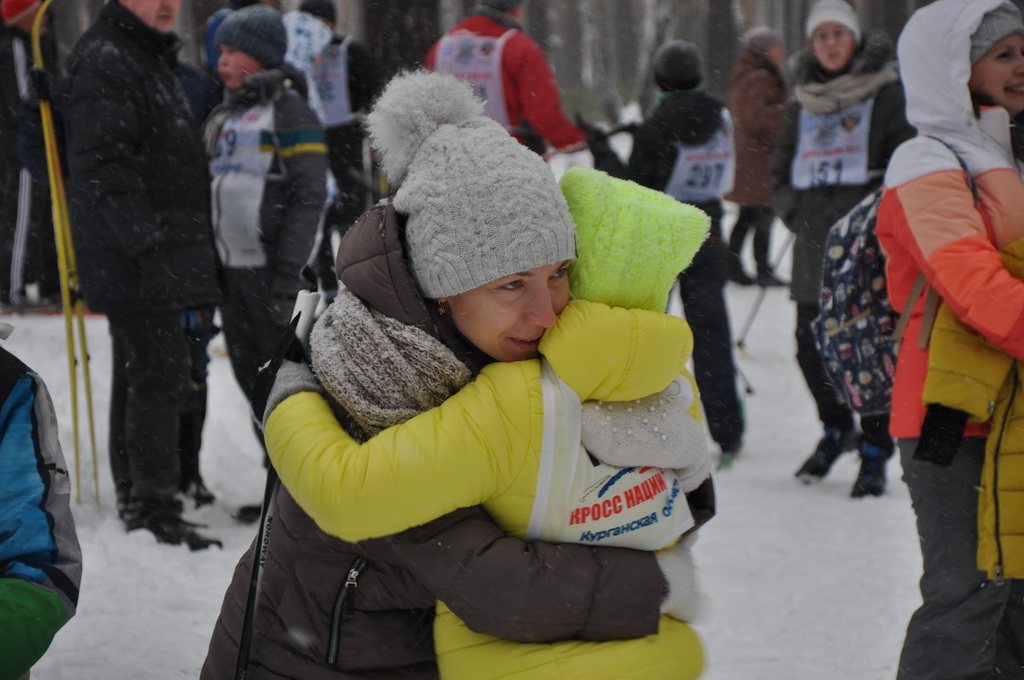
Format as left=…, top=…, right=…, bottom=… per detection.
left=991, top=368, right=1018, bottom=586
left=325, top=555, right=368, bottom=667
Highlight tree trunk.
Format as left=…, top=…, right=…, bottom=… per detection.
left=704, top=0, right=738, bottom=103
left=363, top=0, right=441, bottom=83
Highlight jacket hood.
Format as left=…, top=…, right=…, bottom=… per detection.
left=888, top=0, right=1019, bottom=180
left=898, top=0, right=1011, bottom=144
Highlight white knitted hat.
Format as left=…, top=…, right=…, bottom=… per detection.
left=367, top=70, right=576, bottom=298
left=805, top=0, right=861, bottom=45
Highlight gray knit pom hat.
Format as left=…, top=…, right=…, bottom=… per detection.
left=367, top=71, right=576, bottom=299
left=215, top=5, right=287, bottom=68
left=970, top=4, right=1024, bottom=64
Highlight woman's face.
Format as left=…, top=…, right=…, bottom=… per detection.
left=441, top=261, right=571, bottom=362
left=969, top=33, right=1024, bottom=117
left=810, top=22, right=857, bottom=74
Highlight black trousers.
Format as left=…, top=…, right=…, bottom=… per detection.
left=108, top=309, right=190, bottom=510
left=178, top=308, right=216, bottom=488
left=794, top=301, right=893, bottom=452
left=678, top=201, right=744, bottom=450
left=220, top=268, right=287, bottom=404
left=728, top=204, right=774, bottom=275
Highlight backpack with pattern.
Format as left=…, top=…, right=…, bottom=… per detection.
left=813, top=189, right=896, bottom=415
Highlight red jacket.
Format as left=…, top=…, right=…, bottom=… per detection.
left=425, top=13, right=585, bottom=150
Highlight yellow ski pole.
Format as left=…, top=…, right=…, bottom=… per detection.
left=31, top=0, right=99, bottom=504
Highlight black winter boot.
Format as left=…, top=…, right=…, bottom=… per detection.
left=795, top=427, right=860, bottom=483
left=851, top=442, right=890, bottom=498
left=129, top=498, right=222, bottom=550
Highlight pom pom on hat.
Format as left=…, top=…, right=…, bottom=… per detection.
left=970, top=5, right=1024, bottom=64
left=2, top=0, right=40, bottom=26
left=559, top=167, right=710, bottom=312
left=805, top=0, right=861, bottom=45
left=367, top=71, right=576, bottom=299
left=216, top=5, right=288, bottom=68
left=653, top=40, right=704, bottom=91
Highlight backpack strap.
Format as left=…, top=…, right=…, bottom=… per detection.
left=895, top=136, right=981, bottom=350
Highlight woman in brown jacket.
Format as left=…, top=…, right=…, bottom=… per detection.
left=726, top=27, right=789, bottom=287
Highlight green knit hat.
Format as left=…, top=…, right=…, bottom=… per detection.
left=559, top=167, right=710, bottom=312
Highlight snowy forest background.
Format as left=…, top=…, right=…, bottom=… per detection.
left=42, top=0, right=1024, bottom=129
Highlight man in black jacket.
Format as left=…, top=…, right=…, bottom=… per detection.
left=62, top=0, right=222, bottom=549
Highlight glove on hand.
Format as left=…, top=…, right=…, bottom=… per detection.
left=914, top=404, right=968, bottom=467
left=655, top=532, right=705, bottom=623
left=581, top=376, right=710, bottom=492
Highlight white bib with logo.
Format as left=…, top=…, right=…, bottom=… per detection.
left=663, top=108, right=736, bottom=203
left=435, top=30, right=514, bottom=129
left=791, top=98, right=874, bottom=190
left=209, top=104, right=275, bottom=268
left=525, top=361, right=695, bottom=550
left=313, top=37, right=354, bottom=127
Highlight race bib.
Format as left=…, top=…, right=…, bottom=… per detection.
left=663, top=109, right=736, bottom=203
left=435, top=30, right=514, bottom=129
left=791, top=98, right=873, bottom=189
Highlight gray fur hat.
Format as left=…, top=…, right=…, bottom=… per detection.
left=654, top=40, right=703, bottom=91
left=215, top=5, right=287, bottom=69
left=480, top=0, right=525, bottom=11
left=367, top=71, right=576, bottom=299
left=971, top=5, right=1024, bottom=64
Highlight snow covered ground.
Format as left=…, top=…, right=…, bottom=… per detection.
left=10, top=209, right=923, bottom=679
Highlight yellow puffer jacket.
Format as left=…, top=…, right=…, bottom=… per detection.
left=921, top=238, right=1024, bottom=579
left=266, top=300, right=704, bottom=680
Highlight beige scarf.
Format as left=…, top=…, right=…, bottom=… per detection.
left=310, top=290, right=472, bottom=438
left=794, top=64, right=899, bottom=115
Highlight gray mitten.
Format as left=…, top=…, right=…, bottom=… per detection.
left=261, top=359, right=323, bottom=429
left=654, top=532, right=705, bottom=623
left=581, top=375, right=709, bottom=489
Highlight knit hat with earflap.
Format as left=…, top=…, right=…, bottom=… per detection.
left=367, top=71, right=576, bottom=298
left=970, top=4, right=1024, bottom=64
left=2, top=0, right=39, bottom=26
left=805, top=0, right=861, bottom=44
left=559, top=167, right=710, bottom=312
left=216, top=5, right=288, bottom=69
left=653, top=40, right=704, bottom=91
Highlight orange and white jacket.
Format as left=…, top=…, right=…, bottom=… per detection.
left=877, top=0, right=1024, bottom=439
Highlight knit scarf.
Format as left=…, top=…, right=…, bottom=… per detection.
left=309, top=290, right=473, bottom=438
left=794, top=64, right=899, bottom=115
